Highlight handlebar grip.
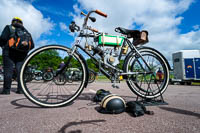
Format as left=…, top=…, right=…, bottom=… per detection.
left=95, top=10, right=107, bottom=18
left=81, top=11, right=87, bottom=16
left=89, top=27, right=99, bottom=33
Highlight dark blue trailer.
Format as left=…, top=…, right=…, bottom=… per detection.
left=172, top=50, right=200, bottom=85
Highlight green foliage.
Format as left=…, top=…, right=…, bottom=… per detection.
left=29, top=49, right=62, bottom=70
left=118, top=60, right=124, bottom=69
left=86, top=58, right=124, bottom=72
left=86, top=58, right=98, bottom=72
left=64, top=56, right=81, bottom=68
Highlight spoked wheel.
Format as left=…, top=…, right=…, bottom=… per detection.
left=20, top=45, right=87, bottom=107
left=43, top=72, right=54, bottom=81
left=53, top=73, right=67, bottom=85
left=124, top=47, right=169, bottom=99
left=88, top=69, right=96, bottom=83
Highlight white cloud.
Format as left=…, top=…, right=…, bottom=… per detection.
left=59, top=22, right=67, bottom=31
left=0, top=0, right=54, bottom=41
left=193, top=25, right=200, bottom=30
left=70, top=0, right=199, bottom=63
left=35, top=39, right=57, bottom=49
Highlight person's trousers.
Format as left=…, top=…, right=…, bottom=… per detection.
left=3, top=54, right=24, bottom=91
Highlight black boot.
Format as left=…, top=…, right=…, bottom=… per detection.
left=16, top=89, right=23, bottom=94
left=0, top=89, right=10, bottom=95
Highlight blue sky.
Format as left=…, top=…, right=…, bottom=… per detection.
left=32, top=0, right=200, bottom=42
left=32, top=0, right=75, bottom=46
left=0, top=0, right=200, bottom=63
left=178, top=0, right=200, bottom=33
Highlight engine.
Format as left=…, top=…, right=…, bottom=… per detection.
left=104, top=48, right=120, bottom=66
left=92, top=46, right=120, bottom=66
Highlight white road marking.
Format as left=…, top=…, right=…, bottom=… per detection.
left=71, top=89, right=96, bottom=93
left=89, top=89, right=96, bottom=93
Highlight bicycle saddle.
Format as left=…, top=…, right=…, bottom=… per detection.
left=115, top=27, right=140, bottom=38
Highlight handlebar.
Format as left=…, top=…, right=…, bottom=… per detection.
left=83, top=10, right=107, bottom=25
left=95, top=10, right=107, bottom=18
left=88, top=27, right=99, bottom=33
left=81, top=12, right=96, bottom=22
left=69, top=9, right=107, bottom=34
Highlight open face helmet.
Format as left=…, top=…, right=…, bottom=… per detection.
left=100, top=94, right=126, bottom=114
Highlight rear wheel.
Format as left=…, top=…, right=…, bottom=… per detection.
left=88, top=70, right=96, bottom=83
left=20, top=45, right=87, bottom=107
left=124, top=47, right=170, bottom=99
left=43, top=72, right=54, bottom=81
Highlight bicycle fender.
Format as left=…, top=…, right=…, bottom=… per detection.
left=123, top=47, right=171, bottom=71
left=122, top=50, right=134, bottom=79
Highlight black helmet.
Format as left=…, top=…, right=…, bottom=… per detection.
left=99, top=94, right=126, bottom=114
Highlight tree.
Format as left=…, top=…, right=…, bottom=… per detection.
left=29, top=49, right=62, bottom=70
left=64, top=56, right=81, bottom=68
left=86, top=58, right=98, bottom=72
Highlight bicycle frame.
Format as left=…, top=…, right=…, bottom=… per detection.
left=57, top=10, right=152, bottom=81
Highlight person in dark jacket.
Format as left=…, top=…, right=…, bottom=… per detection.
left=0, top=17, right=34, bottom=94
left=58, top=61, right=65, bottom=70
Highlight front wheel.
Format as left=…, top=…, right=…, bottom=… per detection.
left=124, top=47, right=170, bottom=99
left=20, top=45, right=87, bottom=107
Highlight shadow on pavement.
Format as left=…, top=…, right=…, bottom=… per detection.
left=159, top=106, right=200, bottom=119
left=10, top=98, right=42, bottom=109
left=58, top=119, right=106, bottom=133
left=11, top=98, right=75, bottom=109
left=76, top=93, right=94, bottom=101
left=77, top=93, right=137, bottom=101
left=9, top=93, right=137, bottom=109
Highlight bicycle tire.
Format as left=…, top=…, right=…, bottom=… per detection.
left=124, top=47, right=170, bottom=99
left=43, top=71, right=54, bottom=81
left=88, top=70, right=96, bottom=83
left=20, top=45, right=87, bottom=107
left=53, top=73, right=67, bottom=85
left=34, top=74, right=43, bottom=81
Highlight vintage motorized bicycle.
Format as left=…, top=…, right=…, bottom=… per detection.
left=23, top=66, right=43, bottom=82
left=20, top=10, right=170, bottom=107
left=66, top=68, right=97, bottom=83
left=42, top=67, right=55, bottom=81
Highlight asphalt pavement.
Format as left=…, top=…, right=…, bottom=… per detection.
left=0, top=81, right=200, bottom=133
